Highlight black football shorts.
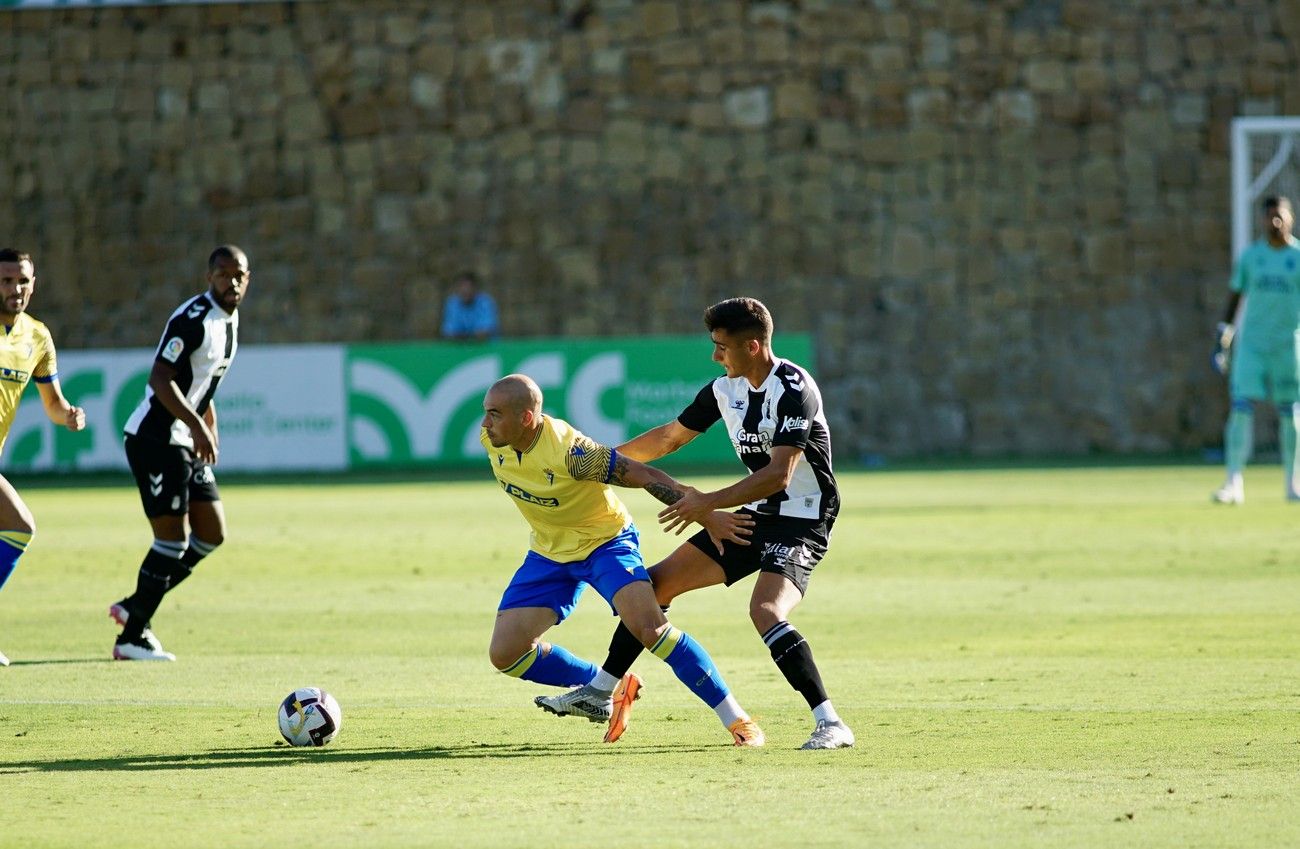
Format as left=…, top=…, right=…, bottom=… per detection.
left=124, top=434, right=221, bottom=517
left=685, top=509, right=833, bottom=595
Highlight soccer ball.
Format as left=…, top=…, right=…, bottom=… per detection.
left=277, top=687, right=342, bottom=747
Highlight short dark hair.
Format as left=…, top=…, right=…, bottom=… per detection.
left=455, top=270, right=479, bottom=286
left=208, top=244, right=247, bottom=271
left=1262, top=196, right=1292, bottom=213
left=704, top=297, right=773, bottom=342
left=0, top=248, right=33, bottom=266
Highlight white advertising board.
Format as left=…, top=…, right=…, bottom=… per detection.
left=3, top=345, right=347, bottom=472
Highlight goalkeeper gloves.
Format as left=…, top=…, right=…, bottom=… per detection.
left=1211, top=321, right=1234, bottom=375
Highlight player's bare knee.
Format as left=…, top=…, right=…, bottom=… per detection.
left=634, top=621, right=669, bottom=650
left=749, top=600, right=782, bottom=633
left=487, top=643, right=515, bottom=671
left=12, top=511, right=35, bottom=537
left=489, top=638, right=537, bottom=672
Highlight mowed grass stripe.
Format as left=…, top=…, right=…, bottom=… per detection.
left=1, top=464, right=1298, bottom=848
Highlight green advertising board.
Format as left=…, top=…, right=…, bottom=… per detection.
left=6, top=334, right=812, bottom=473
left=345, top=334, right=812, bottom=469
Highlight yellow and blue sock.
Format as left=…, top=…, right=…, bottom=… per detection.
left=0, top=531, right=32, bottom=592
left=650, top=625, right=729, bottom=708
left=600, top=605, right=669, bottom=679
left=501, top=643, right=597, bottom=687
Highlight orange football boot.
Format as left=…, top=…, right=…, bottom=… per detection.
left=602, top=672, right=643, bottom=743
left=728, top=717, right=766, bottom=747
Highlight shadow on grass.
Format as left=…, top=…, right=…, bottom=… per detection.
left=7, top=657, right=111, bottom=666
left=4, top=741, right=723, bottom=772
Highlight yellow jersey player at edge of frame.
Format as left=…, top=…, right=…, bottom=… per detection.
left=0, top=248, right=87, bottom=667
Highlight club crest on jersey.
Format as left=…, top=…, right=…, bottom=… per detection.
left=781, top=416, right=809, bottom=433
left=500, top=480, right=560, bottom=507
left=543, top=468, right=555, bottom=485
left=730, top=399, right=745, bottom=410
left=161, top=337, right=185, bottom=363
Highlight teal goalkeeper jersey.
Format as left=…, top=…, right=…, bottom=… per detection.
left=1231, top=237, right=1300, bottom=351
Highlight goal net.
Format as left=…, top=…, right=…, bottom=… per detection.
left=1232, top=117, right=1300, bottom=259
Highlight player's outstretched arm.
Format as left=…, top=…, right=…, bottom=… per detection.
left=658, top=446, right=804, bottom=535
left=617, top=420, right=701, bottom=462
left=607, top=451, right=691, bottom=506
left=36, top=380, right=85, bottom=432
left=606, top=452, right=753, bottom=549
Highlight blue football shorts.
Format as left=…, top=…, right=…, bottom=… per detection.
left=497, top=525, right=649, bottom=624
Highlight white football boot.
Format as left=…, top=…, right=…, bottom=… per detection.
left=800, top=720, right=856, bottom=750
left=109, top=601, right=165, bottom=652
left=534, top=685, right=613, bottom=722
left=1211, top=480, right=1244, bottom=505
left=113, top=636, right=175, bottom=661
left=0, top=648, right=9, bottom=667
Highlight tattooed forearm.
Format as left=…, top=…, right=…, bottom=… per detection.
left=608, top=453, right=685, bottom=505
left=609, top=455, right=632, bottom=486
left=645, top=481, right=684, bottom=506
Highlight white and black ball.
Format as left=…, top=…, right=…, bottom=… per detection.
left=277, top=687, right=342, bottom=747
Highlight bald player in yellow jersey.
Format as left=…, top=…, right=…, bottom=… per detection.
left=0, top=249, right=85, bottom=666
left=481, top=374, right=765, bottom=745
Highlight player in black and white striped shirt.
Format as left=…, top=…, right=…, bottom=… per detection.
left=109, top=245, right=247, bottom=661
left=590, top=297, right=853, bottom=749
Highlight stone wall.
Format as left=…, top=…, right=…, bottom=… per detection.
left=2, top=0, right=1298, bottom=457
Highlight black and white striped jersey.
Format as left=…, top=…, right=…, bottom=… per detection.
left=123, top=292, right=238, bottom=448
left=678, top=358, right=839, bottom=522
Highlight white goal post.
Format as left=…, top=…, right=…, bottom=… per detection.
left=1231, top=116, right=1300, bottom=259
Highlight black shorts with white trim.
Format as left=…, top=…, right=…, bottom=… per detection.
left=124, top=434, right=221, bottom=518
left=685, top=509, right=833, bottom=595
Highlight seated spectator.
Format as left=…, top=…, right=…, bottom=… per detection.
left=440, top=271, right=500, bottom=341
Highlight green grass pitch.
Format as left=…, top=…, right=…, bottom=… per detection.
left=2, top=464, right=1299, bottom=848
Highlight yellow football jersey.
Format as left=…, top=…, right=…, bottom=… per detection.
left=0, top=313, right=57, bottom=454
left=481, top=415, right=632, bottom=562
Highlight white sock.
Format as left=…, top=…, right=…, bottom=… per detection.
left=713, top=694, right=747, bottom=728
left=812, top=700, right=841, bottom=724
left=588, top=669, right=620, bottom=695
